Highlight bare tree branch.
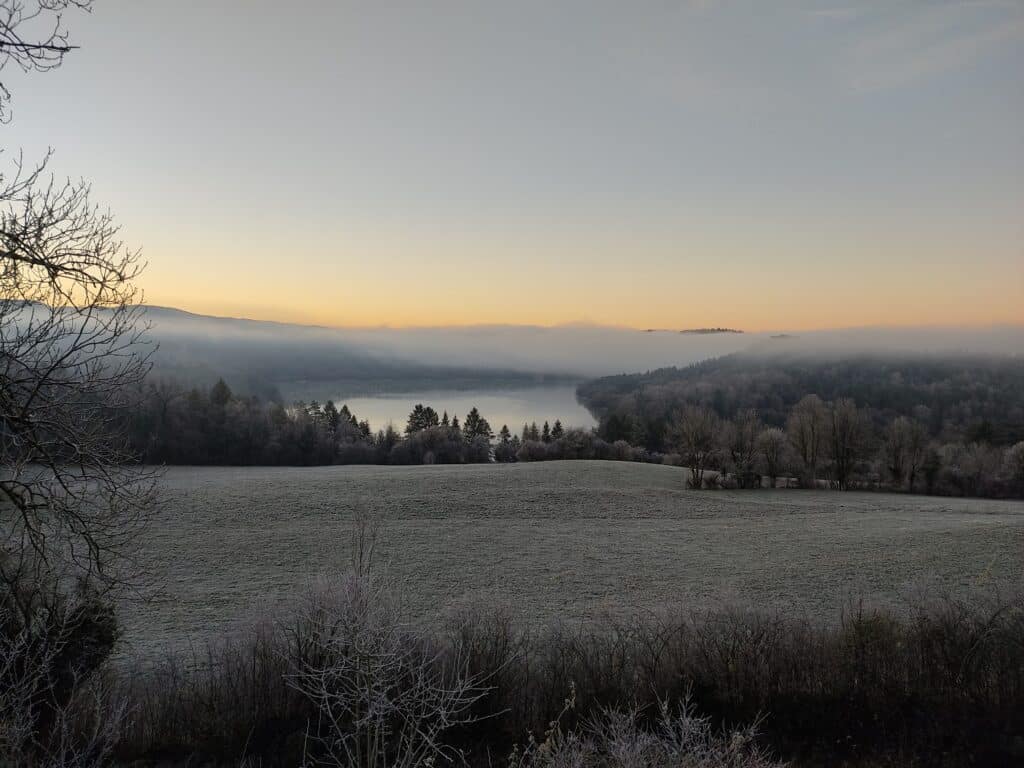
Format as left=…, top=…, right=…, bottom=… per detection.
left=0, top=1, right=93, bottom=122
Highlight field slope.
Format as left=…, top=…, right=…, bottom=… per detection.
left=125, top=461, right=1024, bottom=662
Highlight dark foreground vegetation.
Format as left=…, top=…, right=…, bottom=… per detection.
left=6, top=562, right=1023, bottom=767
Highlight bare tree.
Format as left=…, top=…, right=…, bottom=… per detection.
left=672, top=405, right=720, bottom=489
left=959, top=442, right=1001, bottom=497
left=1, top=1, right=151, bottom=759
left=0, top=0, right=91, bottom=121
left=756, top=427, right=787, bottom=489
left=1, top=154, right=154, bottom=606
left=1004, top=442, right=1024, bottom=484
left=1, top=0, right=152, bottom=594
left=903, top=418, right=928, bottom=491
left=786, top=394, right=826, bottom=488
left=882, top=416, right=910, bottom=488
left=827, top=398, right=867, bottom=491
left=722, top=409, right=761, bottom=488
left=882, top=416, right=929, bottom=491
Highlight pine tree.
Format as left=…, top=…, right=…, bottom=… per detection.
left=462, top=407, right=493, bottom=441
left=323, top=400, right=341, bottom=432
left=451, top=414, right=460, bottom=431
left=551, top=419, right=564, bottom=440
left=495, top=424, right=516, bottom=462
left=210, top=378, right=232, bottom=407
left=521, top=423, right=530, bottom=442
left=529, top=422, right=540, bottom=442
left=441, top=411, right=450, bottom=427
left=340, top=404, right=358, bottom=427
left=406, top=404, right=439, bottom=434
left=541, top=421, right=551, bottom=443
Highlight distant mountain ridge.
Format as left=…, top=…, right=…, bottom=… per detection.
left=138, top=305, right=1024, bottom=399
left=138, top=305, right=760, bottom=387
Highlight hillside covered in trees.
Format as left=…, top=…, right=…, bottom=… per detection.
left=578, top=353, right=1024, bottom=452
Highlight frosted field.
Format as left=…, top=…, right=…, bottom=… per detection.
left=122, top=461, right=1024, bottom=663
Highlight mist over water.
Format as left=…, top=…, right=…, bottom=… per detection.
left=140, top=306, right=1024, bottom=400
left=337, top=385, right=595, bottom=433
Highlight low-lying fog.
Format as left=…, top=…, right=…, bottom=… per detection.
left=142, top=306, right=1024, bottom=396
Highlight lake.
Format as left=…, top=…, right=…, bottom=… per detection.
left=333, top=385, right=595, bottom=433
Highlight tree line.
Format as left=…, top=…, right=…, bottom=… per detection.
left=128, top=377, right=1024, bottom=497
left=129, top=379, right=634, bottom=467
left=667, top=397, right=1024, bottom=497
left=579, top=353, right=1024, bottom=450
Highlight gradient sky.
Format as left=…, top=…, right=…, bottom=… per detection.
left=5, top=0, right=1023, bottom=330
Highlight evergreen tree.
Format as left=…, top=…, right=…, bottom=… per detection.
left=463, top=407, right=493, bottom=441
left=494, top=424, right=515, bottom=462
left=542, top=421, right=551, bottom=443
left=210, top=378, right=232, bottom=407
left=340, top=404, right=358, bottom=427
left=377, top=423, right=400, bottom=453
left=451, top=414, right=460, bottom=431
left=405, top=403, right=440, bottom=434
left=529, top=422, right=540, bottom=441
left=323, top=400, right=341, bottom=433
left=551, top=419, right=564, bottom=440
left=522, top=423, right=530, bottom=442
left=441, top=410, right=450, bottom=427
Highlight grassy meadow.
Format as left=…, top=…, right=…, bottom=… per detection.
left=124, top=460, right=1024, bottom=663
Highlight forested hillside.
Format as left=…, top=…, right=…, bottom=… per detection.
left=578, top=353, right=1024, bottom=452
left=145, top=306, right=570, bottom=398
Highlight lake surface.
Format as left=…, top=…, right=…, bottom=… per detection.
left=334, top=385, right=595, bottom=432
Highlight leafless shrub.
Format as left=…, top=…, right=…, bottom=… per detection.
left=508, top=689, right=783, bottom=768
left=0, top=603, right=127, bottom=767
left=284, top=574, right=489, bottom=768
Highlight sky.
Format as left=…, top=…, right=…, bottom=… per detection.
left=4, top=0, right=1023, bottom=331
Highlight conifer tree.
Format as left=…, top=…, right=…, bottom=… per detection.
left=405, top=404, right=440, bottom=434
left=210, top=378, right=233, bottom=407
left=463, top=407, right=493, bottom=441
left=542, top=421, right=551, bottom=443
left=323, top=400, right=341, bottom=432
left=551, top=419, right=564, bottom=440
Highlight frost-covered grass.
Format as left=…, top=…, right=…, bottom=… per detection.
left=123, top=461, right=1024, bottom=663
